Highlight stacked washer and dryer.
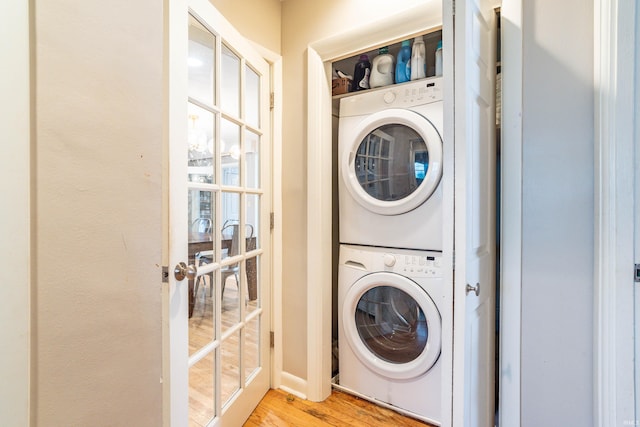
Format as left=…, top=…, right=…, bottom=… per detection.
left=337, top=77, right=446, bottom=425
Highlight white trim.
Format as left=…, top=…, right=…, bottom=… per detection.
left=163, top=0, right=190, bottom=423
left=0, top=1, right=31, bottom=425
left=251, top=42, right=284, bottom=394
left=498, top=1, right=523, bottom=426
left=278, top=372, right=308, bottom=400
left=440, top=2, right=455, bottom=426
left=306, top=46, right=333, bottom=402
left=594, top=0, right=637, bottom=425
left=305, top=0, right=444, bottom=405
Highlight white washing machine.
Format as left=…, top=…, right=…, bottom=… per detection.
left=339, top=77, right=444, bottom=251
left=338, top=244, right=443, bottom=425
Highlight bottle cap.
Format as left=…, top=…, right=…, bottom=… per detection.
left=402, top=40, right=411, bottom=47
left=379, top=46, right=389, bottom=54
left=437, top=40, right=442, bottom=49
left=359, top=54, right=369, bottom=61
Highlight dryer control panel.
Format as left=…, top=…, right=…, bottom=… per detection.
left=339, top=77, right=443, bottom=117
left=383, top=253, right=443, bottom=279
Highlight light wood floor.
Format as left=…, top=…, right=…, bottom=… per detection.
left=190, top=277, right=435, bottom=427
left=189, top=276, right=261, bottom=426
left=244, top=388, right=435, bottom=427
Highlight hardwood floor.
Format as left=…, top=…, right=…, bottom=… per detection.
left=190, top=277, right=435, bottom=427
left=244, top=388, right=435, bottom=427
left=189, top=276, right=261, bottom=426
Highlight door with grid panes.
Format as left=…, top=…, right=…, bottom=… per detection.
left=166, top=0, right=271, bottom=425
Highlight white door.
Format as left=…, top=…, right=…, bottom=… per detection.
left=166, top=0, right=271, bottom=425
left=453, top=0, right=497, bottom=426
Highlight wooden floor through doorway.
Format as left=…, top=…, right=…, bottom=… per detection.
left=244, top=388, right=435, bottom=426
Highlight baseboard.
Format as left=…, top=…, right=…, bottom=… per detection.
left=278, top=371, right=307, bottom=400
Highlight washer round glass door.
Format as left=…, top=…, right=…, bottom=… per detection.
left=342, top=272, right=441, bottom=380
left=341, top=108, right=442, bottom=216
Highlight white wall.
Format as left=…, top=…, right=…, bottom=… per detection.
left=209, top=0, right=281, bottom=55
left=520, top=0, right=594, bottom=425
left=32, top=1, right=164, bottom=424
left=0, top=1, right=31, bottom=425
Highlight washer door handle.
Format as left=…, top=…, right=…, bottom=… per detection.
left=466, top=282, right=480, bottom=296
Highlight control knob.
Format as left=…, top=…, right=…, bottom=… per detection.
left=383, top=91, right=396, bottom=104
left=383, top=253, right=396, bottom=267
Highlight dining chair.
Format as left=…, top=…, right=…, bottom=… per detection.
left=192, top=217, right=212, bottom=233
left=220, top=222, right=255, bottom=299
left=192, top=222, right=254, bottom=314
left=192, top=217, right=213, bottom=314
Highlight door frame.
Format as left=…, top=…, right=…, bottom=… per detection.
left=249, top=42, right=284, bottom=395
left=497, top=1, right=522, bottom=426
left=0, top=1, right=31, bottom=426
left=305, top=0, right=515, bottom=424
left=304, top=0, right=448, bottom=406
left=593, top=0, right=637, bottom=425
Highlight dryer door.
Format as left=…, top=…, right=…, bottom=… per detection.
left=342, top=272, right=441, bottom=380
left=341, top=108, right=442, bottom=216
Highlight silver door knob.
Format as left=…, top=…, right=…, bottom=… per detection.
left=466, top=282, right=480, bottom=296
left=174, top=262, right=198, bottom=281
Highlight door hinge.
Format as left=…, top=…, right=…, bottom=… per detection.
left=635, top=264, right=640, bottom=283
left=162, top=266, right=169, bottom=283
left=452, top=0, right=456, bottom=16
left=270, top=331, right=275, bottom=348
left=270, top=92, right=275, bottom=110
left=270, top=212, right=275, bottom=231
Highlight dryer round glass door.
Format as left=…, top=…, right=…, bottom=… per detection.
left=341, top=108, right=442, bottom=216
left=342, top=272, right=441, bottom=380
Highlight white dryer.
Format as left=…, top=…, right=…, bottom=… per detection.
left=338, top=77, right=444, bottom=251
left=338, top=244, right=444, bottom=425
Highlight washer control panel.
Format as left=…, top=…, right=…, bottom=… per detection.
left=383, top=253, right=443, bottom=278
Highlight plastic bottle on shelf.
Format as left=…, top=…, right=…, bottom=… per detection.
left=395, top=40, right=412, bottom=84
left=410, top=35, right=426, bottom=81
left=435, top=40, right=443, bottom=76
left=369, top=46, right=395, bottom=88
left=352, top=54, right=371, bottom=92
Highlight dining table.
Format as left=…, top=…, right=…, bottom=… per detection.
left=188, top=232, right=257, bottom=317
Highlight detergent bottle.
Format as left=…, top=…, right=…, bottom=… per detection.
left=369, top=46, right=395, bottom=88
left=352, top=54, right=371, bottom=91
left=410, top=36, right=426, bottom=80
left=435, top=40, right=443, bottom=76
left=395, top=40, right=412, bottom=84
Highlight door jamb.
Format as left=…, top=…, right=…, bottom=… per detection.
left=593, top=0, right=637, bottom=425
left=0, top=1, right=31, bottom=425
left=251, top=42, right=284, bottom=392
left=498, top=1, right=523, bottom=426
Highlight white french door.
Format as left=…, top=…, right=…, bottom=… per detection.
left=453, top=0, right=498, bottom=426
left=166, top=0, right=271, bottom=425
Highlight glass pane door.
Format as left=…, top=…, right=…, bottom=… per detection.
left=184, top=8, right=270, bottom=425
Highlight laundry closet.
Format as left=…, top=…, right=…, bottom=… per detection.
left=325, top=2, right=501, bottom=425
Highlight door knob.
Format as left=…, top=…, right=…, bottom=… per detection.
left=466, top=282, right=480, bottom=296
left=174, top=262, right=197, bottom=281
